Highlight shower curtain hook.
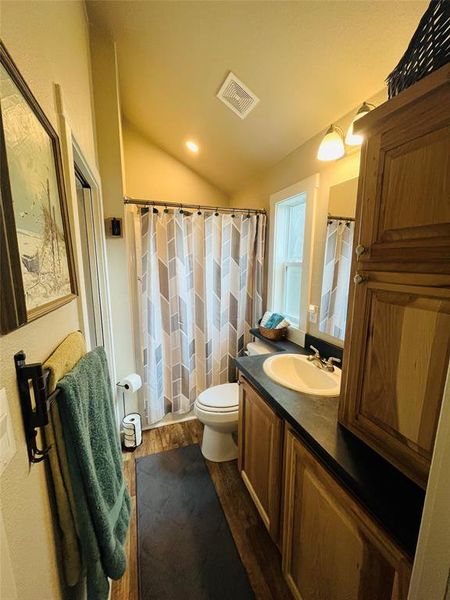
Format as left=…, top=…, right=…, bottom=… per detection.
left=152, top=201, right=158, bottom=214
left=214, top=207, right=219, bottom=216
left=197, top=205, right=202, bottom=215
left=164, top=203, right=169, bottom=214
left=179, top=203, right=184, bottom=215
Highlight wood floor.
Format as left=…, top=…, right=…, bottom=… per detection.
left=112, top=419, right=292, bottom=600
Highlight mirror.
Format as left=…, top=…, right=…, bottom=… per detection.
left=318, top=178, right=357, bottom=341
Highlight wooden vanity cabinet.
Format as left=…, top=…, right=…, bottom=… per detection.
left=282, top=428, right=412, bottom=600
left=340, top=66, right=450, bottom=489
left=238, top=375, right=283, bottom=543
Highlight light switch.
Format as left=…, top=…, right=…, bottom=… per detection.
left=0, top=388, right=16, bottom=476
left=308, top=304, right=318, bottom=324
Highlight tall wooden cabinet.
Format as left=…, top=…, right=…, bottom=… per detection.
left=238, top=376, right=283, bottom=543
left=340, top=65, right=450, bottom=488
left=282, top=428, right=411, bottom=600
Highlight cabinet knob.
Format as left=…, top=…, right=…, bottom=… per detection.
left=354, top=273, right=367, bottom=285
left=355, top=244, right=366, bottom=257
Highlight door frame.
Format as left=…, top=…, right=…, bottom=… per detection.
left=54, top=84, right=117, bottom=397
left=409, top=363, right=450, bottom=599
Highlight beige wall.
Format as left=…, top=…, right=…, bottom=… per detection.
left=231, top=89, right=386, bottom=346
left=123, top=121, right=228, bottom=206
left=328, top=177, right=358, bottom=218
left=89, top=24, right=137, bottom=392
left=0, top=1, right=97, bottom=599
left=89, top=27, right=227, bottom=410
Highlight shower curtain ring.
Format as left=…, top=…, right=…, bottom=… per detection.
left=179, top=203, right=184, bottom=215
left=197, top=205, right=202, bottom=215
left=164, top=204, right=169, bottom=213
left=215, top=207, right=219, bottom=216
left=152, top=201, right=158, bottom=214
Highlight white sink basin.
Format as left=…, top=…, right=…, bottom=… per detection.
left=263, top=353, right=341, bottom=397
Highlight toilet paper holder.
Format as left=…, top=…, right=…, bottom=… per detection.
left=116, top=374, right=143, bottom=451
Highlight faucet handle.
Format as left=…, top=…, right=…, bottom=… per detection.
left=325, top=356, right=341, bottom=371
left=307, top=345, right=321, bottom=361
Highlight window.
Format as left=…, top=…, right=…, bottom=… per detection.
left=268, top=175, right=318, bottom=344
left=271, top=195, right=306, bottom=325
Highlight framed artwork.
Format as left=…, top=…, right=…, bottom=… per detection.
left=0, top=42, right=77, bottom=334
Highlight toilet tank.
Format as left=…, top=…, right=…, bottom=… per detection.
left=246, top=341, right=274, bottom=356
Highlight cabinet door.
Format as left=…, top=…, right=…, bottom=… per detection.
left=238, top=376, right=283, bottom=542
left=355, top=76, right=450, bottom=272
left=340, top=271, right=450, bottom=487
left=283, top=428, right=411, bottom=600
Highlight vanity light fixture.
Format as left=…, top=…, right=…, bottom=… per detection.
left=345, top=102, right=375, bottom=146
left=317, top=125, right=345, bottom=161
left=186, top=140, right=199, bottom=153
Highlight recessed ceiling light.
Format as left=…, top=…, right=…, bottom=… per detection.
left=185, top=140, right=199, bottom=153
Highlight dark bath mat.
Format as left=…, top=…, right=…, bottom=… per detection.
left=136, top=444, right=255, bottom=600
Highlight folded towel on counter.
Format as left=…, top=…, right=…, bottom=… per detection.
left=44, top=331, right=86, bottom=587
left=58, top=346, right=131, bottom=600
left=260, top=311, right=290, bottom=329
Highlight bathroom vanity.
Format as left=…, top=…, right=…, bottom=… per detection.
left=235, top=332, right=423, bottom=600
left=235, top=65, right=449, bottom=599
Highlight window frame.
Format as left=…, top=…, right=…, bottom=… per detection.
left=282, top=260, right=303, bottom=323
left=267, top=174, right=319, bottom=346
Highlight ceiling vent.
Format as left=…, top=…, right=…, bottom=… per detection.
left=216, top=72, right=259, bottom=119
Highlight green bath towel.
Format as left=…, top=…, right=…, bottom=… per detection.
left=57, top=347, right=131, bottom=600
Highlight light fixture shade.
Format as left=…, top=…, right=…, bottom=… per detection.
left=317, top=125, right=345, bottom=161
left=345, top=102, right=373, bottom=146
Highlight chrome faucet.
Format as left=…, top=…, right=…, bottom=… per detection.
left=307, top=346, right=323, bottom=368
left=323, top=356, right=341, bottom=372
left=307, top=346, right=341, bottom=372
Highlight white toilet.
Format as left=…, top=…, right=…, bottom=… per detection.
left=194, top=340, right=274, bottom=462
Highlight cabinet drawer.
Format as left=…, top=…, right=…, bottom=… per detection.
left=282, top=428, right=411, bottom=600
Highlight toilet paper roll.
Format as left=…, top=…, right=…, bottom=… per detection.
left=122, top=412, right=142, bottom=448
left=118, top=373, right=142, bottom=393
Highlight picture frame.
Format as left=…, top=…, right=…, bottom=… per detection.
left=0, top=42, right=77, bottom=334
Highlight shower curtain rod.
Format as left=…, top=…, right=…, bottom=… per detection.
left=123, top=196, right=266, bottom=215
left=327, top=214, right=355, bottom=222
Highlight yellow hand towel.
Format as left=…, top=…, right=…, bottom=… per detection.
left=44, top=331, right=86, bottom=587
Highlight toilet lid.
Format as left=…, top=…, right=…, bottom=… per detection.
left=197, top=382, right=239, bottom=412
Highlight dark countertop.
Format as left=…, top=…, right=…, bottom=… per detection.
left=235, top=330, right=425, bottom=559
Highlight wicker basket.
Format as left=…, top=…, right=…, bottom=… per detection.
left=386, top=0, right=450, bottom=98
left=258, top=325, right=288, bottom=341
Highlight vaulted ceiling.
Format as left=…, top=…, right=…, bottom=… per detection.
left=87, top=1, right=427, bottom=194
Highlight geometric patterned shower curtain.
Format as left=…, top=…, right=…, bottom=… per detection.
left=319, top=219, right=354, bottom=341
left=139, top=208, right=266, bottom=425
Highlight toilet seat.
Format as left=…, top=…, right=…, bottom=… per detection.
left=196, top=382, right=239, bottom=413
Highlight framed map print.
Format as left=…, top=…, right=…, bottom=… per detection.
left=0, top=42, right=77, bottom=334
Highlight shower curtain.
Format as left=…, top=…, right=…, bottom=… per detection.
left=319, top=219, right=354, bottom=340
left=139, top=208, right=265, bottom=425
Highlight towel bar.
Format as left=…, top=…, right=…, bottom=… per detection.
left=14, top=351, right=59, bottom=464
